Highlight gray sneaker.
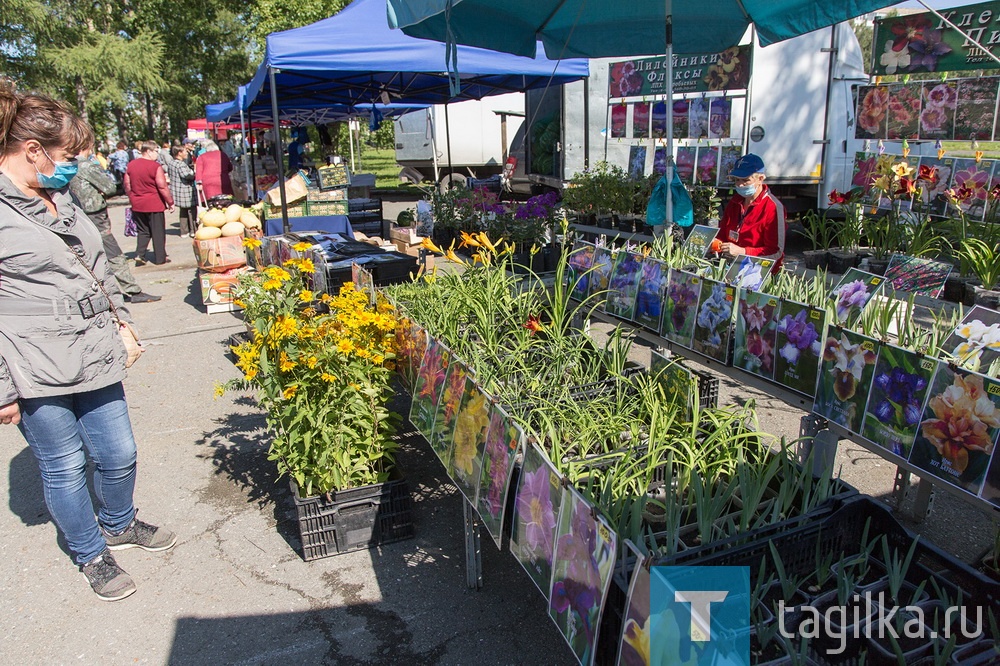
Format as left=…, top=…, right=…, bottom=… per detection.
left=81, top=549, right=136, bottom=601
left=103, top=518, right=177, bottom=552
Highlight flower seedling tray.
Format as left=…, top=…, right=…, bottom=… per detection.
left=290, top=471, right=414, bottom=561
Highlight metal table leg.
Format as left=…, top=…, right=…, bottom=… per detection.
left=463, top=498, right=483, bottom=589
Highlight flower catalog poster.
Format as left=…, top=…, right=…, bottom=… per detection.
left=734, top=289, right=780, bottom=381
left=651, top=348, right=695, bottom=418
left=773, top=299, right=825, bottom=397
left=683, top=224, right=719, bottom=259
left=661, top=270, right=701, bottom=348
left=430, top=360, right=472, bottom=469
left=567, top=242, right=596, bottom=302
left=633, top=102, right=650, bottom=139
left=476, top=405, right=522, bottom=547
left=449, top=382, right=490, bottom=504
left=634, top=259, right=668, bottom=332
left=955, top=78, right=999, bottom=141
left=884, top=254, right=951, bottom=299
left=548, top=487, right=616, bottom=666
left=814, top=329, right=879, bottom=433
left=691, top=278, right=735, bottom=364
left=886, top=84, right=920, bottom=140
left=605, top=252, right=644, bottom=321
left=830, top=268, right=884, bottom=326
left=395, top=319, right=428, bottom=394
left=617, top=553, right=651, bottom=666
left=724, top=255, right=774, bottom=292
left=909, top=364, right=1000, bottom=497
left=860, top=344, right=935, bottom=459
left=511, top=443, right=564, bottom=598
left=942, top=306, right=1000, bottom=374
left=409, top=339, right=451, bottom=440
left=587, top=246, right=614, bottom=305
left=610, top=104, right=627, bottom=139
left=920, top=82, right=957, bottom=140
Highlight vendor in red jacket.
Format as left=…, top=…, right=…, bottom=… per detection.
left=716, top=153, right=786, bottom=270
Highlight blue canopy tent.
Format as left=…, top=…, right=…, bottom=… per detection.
left=238, top=0, right=587, bottom=233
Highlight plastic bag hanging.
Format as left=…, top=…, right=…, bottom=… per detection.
left=646, top=171, right=693, bottom=228
left=369, top=104, right=384, bottom=132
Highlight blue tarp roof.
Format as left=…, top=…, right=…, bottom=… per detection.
left=240, top=0, right=588, bottom=112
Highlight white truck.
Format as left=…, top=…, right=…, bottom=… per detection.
left=525, top=22, right=870, bottom=212
left=393, top=93, right=526, bottom=190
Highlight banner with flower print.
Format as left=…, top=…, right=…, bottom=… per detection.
left=567, top=241, right=596, bottom=302
left=873, top=6, right=1000, bottom=76
left=634, top=259, right=669, bottom=332
left=548, top=487, right=617, bottom=666
left=607, top=47, right=752, bottom=99
left=814, top=329, right=879, bottom=433
left=773, top=299, right=826, bottom=398
left=955, top=78, right=999, bottom=141
left=395, top=319, right=429, bottom=394
left=511, top=443, right=564, bottom=599
left=725, top=255, right=774, bottom=292
left=830, top=268, right=885, bottom=326
left=617, top=549, right=651, bottom=666
left=861, top=344, right=936, bottom=459
left=734, top=289, right=780, bottom=381
left=941, top=305, right=1000, bottom=373
left=909, top=363, right=1000, bottom=497
left=409, top=339, right=451, bottom=440
left=886, top=84, right=921, bottom=140
left=633, top=102, right=650, bottom=139
left=662, top=270, right=702, bottom=347
left=691, top=278, right=735, bottom=364
left=587, top=246, right=615, bottom=306
left=884, top=254, right=952, bottom=299
left=605, top=251, right=644, bottom=321
left=430, top=358, right=472, bottom=469
left=476, top=404, right=522, bottom=548
left=449, top=382, right=491, bottom=505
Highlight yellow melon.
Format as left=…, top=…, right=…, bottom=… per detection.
left=194, top=225, right=222, bottom=240
left=201, top=208, right=227, bottom=228
left=224, top=203, right=244, bottom=223
left=240, top=211, right=262, bottom=228
left=220, top=221, right=245, bottom=237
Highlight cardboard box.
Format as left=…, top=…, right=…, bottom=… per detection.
left=199, top=266, right=251, bottom=307
left=389, top=225, right=423, bottom=246
left=192, top=235, right=248, bottom=272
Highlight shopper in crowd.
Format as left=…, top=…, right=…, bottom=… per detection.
left=131, top=140, right=142, bottom=161
left=124, top=140, right=174, bottom=265
left=166, top=144, right=196, bottom=237
left=108, top=140, right=130, bottom=190
left=716, top=153, right=786, bottom=271
left=70, top=147, right=161, bottom=303
left=94, top=149, right=108, bottom=171
left=194, top=140, right=233, bottom=199
left=287, top=133, right=304, bottom=172
left=157, top=141, right=171, bottom=167
left=0, top=81, right=175, bottom=601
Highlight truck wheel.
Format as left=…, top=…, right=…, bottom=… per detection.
left=439, top=173, right=467, bottom=193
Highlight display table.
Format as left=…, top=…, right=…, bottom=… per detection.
left=264, top=214, right=354, bottom=238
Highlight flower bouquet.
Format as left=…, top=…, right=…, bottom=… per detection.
left=860, top=344, right=934, bottom=457
left=814, top=330, right=879, bottom=433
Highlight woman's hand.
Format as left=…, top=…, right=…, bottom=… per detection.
left=0, top=401, right=21, bottom=425
left=720, top=242, right=746, bottom=256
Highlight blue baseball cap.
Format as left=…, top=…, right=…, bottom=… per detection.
left=730, top=153, right=765, bottom=178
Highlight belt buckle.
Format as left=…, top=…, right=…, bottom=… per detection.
left=78, top=296, right=96, bottom=318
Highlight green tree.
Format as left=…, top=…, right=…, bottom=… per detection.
left=248, top=0, right=349, bottom=55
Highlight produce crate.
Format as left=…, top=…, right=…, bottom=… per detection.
left=290, top=472, right=414, bottom=561
left=690, top=366, right=720, bottom=410
left=304, top=200, right=348, bottom=216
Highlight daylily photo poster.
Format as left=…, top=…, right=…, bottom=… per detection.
left=916, top=155, right=955, bottom=217
left=886, top=83, right=921, bottom=140
left=920, top=81, right=957, bottom=140
left=830, top=268, right=884, bottom=325
left=689, top=97, right=710, bottom=139
left=955, top=78, right=999, bottom=141
left=634, top=259, right=668, bottom=332
left=610, top=103, right=627, bottom=138
left=942, top=306, right=1000, bottom=373
left=683, top=224, right=720, bottom=258
left=696, top=146, right=719, bottom=186
left=661, top=270, right=701, bottom=347
left=476, top=404, right=522, bottom=548
left=395, top=319, right=429, bottom=394
left=511, top=443, right=564, bottom=599
left=567, top=241, right=596, bottom=302
left=548, top=487, right=616, bottom=666
left=617, top=552, right=651, bottom=666
left=633, top=102, right=650, bottom=138
left=909, top=363, right=1000, bottom=497
left=587, top=246, right=615, bottom=305
left=860, top=344, right=936, bottom=458
left=627, top=145, right=647, bottom=180
left=448, top=382, right=491, bottom=505
left=884, top=253, right=952, bottom=299
left=734, top=289, right=780, bottom=381
left=773, top=299, right=825, bottom=397
left=409, top=339, right=451, bottom=440
left=651, top=101, right=667, bottom=138
left=708, top=98, right=731, bottom=139
left=672, top=99, right=689, bottom=139
left=855, top=86, right=888, bottom=140
left=691, top=278, right=735, bottom=364
left=718, top=146, right=742, bottom=187
left=430, top=359, right=472, bottom=469
left=724, top=255, right=774, bottom=292
left=949, top=158, right=991, bottom=220
left=675, top=147, right=696, bottom=184
left=814, top=329, right=879, bottom=433
left=852, top=152, right=878, bottom=201
left=605, top=251, right=644, bottom=321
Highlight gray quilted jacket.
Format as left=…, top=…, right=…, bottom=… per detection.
left=0, top=174, right=133, bottom=403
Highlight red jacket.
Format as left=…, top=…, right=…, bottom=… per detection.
left=717, top=184, right=786, bottom=269
left=125, top=158, right=173, bottom=213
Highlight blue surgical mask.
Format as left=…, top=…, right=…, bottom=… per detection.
left=735, top=183, right=757, bottom=198
left=35, top=148, right=79, bottom=189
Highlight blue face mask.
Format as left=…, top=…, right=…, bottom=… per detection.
left=735, top=183, right=757, bottom=198
left=35, top=148, right=79, bottom=189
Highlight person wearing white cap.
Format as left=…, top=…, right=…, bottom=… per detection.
left=716, top=153, right=785, bottom=270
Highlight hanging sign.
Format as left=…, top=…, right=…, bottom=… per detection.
left=872, top=1, right=1000, bottom=75
left=608, top=45, right=752, bottom=97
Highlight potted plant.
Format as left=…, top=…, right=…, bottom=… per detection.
left=956, top=237, right=1000, bottom=308
left=794, top=208, right=840, bottom=270
left=563, top=168, right=601, bottom=226
left=826, top=186, right=866, bottom=273
left=225, top=249, right=412, bottom=560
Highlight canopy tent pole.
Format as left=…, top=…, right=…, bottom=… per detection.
left=429, top=109, right=440, bottom=183
left=269, top=66, right=290, bottom=235
left=239, top=103, right=252, bottom=201
left=348, top=120, right=356, bottom=172
left=664, top=8, right=673, bottom=234
left=355, top=120, right=363, bottom=172
left=249, top=129, right=258, bottom=201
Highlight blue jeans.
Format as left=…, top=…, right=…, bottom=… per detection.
left=18, top=383, right=137, bottom=565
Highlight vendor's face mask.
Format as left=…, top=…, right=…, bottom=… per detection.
left=35, top=147, right=79, bottom=189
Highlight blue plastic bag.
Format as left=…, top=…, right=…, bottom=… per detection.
left=645, top=171, right=693, bottom=228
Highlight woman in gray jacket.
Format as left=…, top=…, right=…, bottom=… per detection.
left=0, top=82, right=175, bottom=601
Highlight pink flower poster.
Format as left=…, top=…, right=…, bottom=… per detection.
left=696, top=146, right=719, bottom=186
left=956, top=78, right=998, bottom=141
left=733, top=289, right=780, bottom=381
left=675, top=146, right=696, bottom=184
left=610, top=104, right=627, bottom=139
left=916, top=156, right=955, bottom=217
left=633, top=102, right=650, bottom=139
left=886, top=84, right=921, bottom=140
left=431, top=360, right=472, bottom=468
left=476, top=404, right=522, bottom=547
left=851, top=152, right=878, bottom=203
left=950, top=158, right=992, bottom=220
left=511, top=443, right=564, bottom=598
left=919, top=82, right=957, bottom=140
left=856, top=86, right=889, bottom=140
left=409, top=339, right=451, bottom=440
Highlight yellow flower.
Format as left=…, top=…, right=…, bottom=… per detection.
left=299, top=289, right=314, bottom=302
left=320, top=372, right=337, bottom=382
left=291, top=242, right=312, bottom=252
left=337, top=338, right=355, bottom=354
left=372, top=354, right=384, bottom=364
left=298, top=258, right=315, bottom=274
left=242, top=237, right=262, bottom=249
left=233, top=298, right=245, bottom=308
left=891, top=161, right=914, bottom=179
left=459, top=231, right=481, bottom=248
left=244, top=367, right=258, bottom=381
left=444, top=249, right=467, bottom=265
left=421, top=237, right=444, bottom=254
left=476, top=232, right=496, bottom=253
left=262, top=278, right=282, bottom=291
left=355, top=347, right=370, bottom=359
left=213, top=384, right=226, bottom=398
left=305, top=355, right=318, bottom=369
left=263, top=266, right=291, bottom=282
left=282, top=385, right=298, bottom=399
left=279, top=351, right=296, bottom=372
left=349, top=383, right=361, bottom=391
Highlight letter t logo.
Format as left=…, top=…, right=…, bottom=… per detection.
left=675, top=591, right=729, bottom=642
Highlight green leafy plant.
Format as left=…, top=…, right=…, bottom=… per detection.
left=957, top=238, right=1000, bottom=290
left=794, top=209, right=840, bottom=251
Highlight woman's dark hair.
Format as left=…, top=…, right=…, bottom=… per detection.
left=0, top=79, right=93, bottom=156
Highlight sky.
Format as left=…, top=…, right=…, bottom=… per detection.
left=898, top=0, right=989, bottom=9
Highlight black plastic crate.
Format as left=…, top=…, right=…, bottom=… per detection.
left=226, top=330, right=252, bottom=365
left=291, top=473, right=414, bottom=561
left=689, top=366, right=720, bottom=410
left=371, top=253, right=419, bottom=284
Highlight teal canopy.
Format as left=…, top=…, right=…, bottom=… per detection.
left=388, top=0, right=905, bottom=59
